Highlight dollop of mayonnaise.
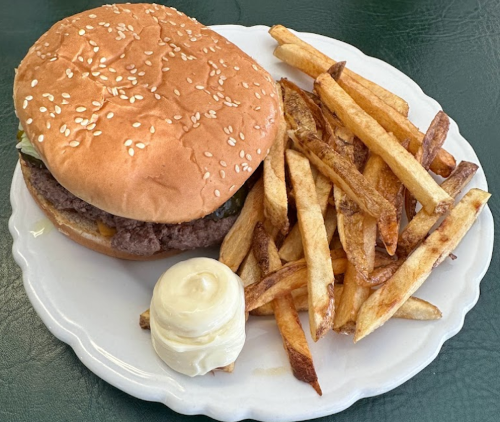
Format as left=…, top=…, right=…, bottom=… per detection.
left=150, top=257, right=246, bottom=377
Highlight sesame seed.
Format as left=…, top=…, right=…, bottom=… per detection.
left=254, top=125, right=261, bottom=130
left=92, top=101, right=101, bottom=107
left=255, top=92, right=261, bottom=99
left=257, top=148, right=262, bottom=155
left=136, top=143, right=145, bottom=149
left=235, top=165, right=240, bottom=173
left=116, top=76, right=123, bottom=82
left=64, top=129, right=70, bottom=137
left=144, top=51, right=153, bottom=55
left=220, top=170, right=225, bottom=178
left=89, top=14, right=96, bottom=18
left=191, top=116, right=197, bottom=124
left=247, top=167, right=253, bottom=172
left=93, top=131, right=102, bottom=136
left=76, top=106, right=86, bottom=112
left=154, top=93, right=161, bottom=100
left=239, top=150, right=245, bottom=158
left=132, top=122, right=141, bottom=127
left=168, top=51, right=175, bottom=57
left=129, top=97, right=136, bottom=104
left=128, top=148, right=135, bottom=156
left=135, top=95, right=144, bottom=100
left=242, top=82, right=249, bottom=89
left=93, top=47, right=99, bottom=53
left=162, top=67, right=170, bottom=72
left=145, top=60, right=152, bottom=66
left=195, top=85, right=204, bottom=90
left=23, top=100, right=28, bottom=109
left=203, top=172, right=210, bottom=180
left=239, top=132, right=245, bottom=140
left=46, top=122, right=51, bottom=129
left=26, top=118, right=33, bottom=124
left=220, top=160, right=227, bottom=167
left=234, top=66, right=240, bottom=71
left=165, top=119, right=172, bottom=124
left=92, top=72, right=100, bottom=77
left=124, top=139, right=133, bottom=146
left=186, top=77, right=192, bottom=83
left=87, top=123, right=96, bottom=130
left=78, top=29, right=85, bottom=36
left=31, top=79, right=38, bottom=87
left=39, top=107, right=47, bottom=112
left=246, top=154, right=252, bottom=161
left=223, top=102, right=232, bottom=107
left=228, top=139, right=236, bottom=147
left=81, top=119, right=89, bottom=126
left=214, top=189, right=220, bottom=197
left=38, top=135, right=44, bottom=142
left=229, top=185, right=236, bottom=192
left=174, top=89, right=180, bottom=96
left=49, top=112, right=55, bottom=118
left=86, top=25, right=94, bottom=30
left=75, top=117, right=83, bottom=123
left=69, top=141, right=80, bottom=147
left=173, top=115, right=182, bottom=120
left=150, top=87, right=157, bottom=92
left=62, top=93, right=70, bottom=98
left=252, top=64, right=259, bottom=71
left=120, top=95, right=128, bottom=100
left=204, top=151, right=213, bottom=157
left=60, top=124, right=67, bottom=133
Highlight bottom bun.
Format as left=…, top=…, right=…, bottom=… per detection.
left=20, top=159, right=180, bottom=261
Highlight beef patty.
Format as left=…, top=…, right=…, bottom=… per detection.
left=27, top=162, right=238, bottom=256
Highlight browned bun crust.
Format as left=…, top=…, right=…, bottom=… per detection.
left=14, top=3, right=279, bottom=224
left=20, top=159, right=179, bottom=261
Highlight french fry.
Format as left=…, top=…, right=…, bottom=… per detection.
left=282, top=82, right=317, bottom=132
left=279, top=172, right=331, bottom=262
left=329, top=63, right=456, bottom=178
left=286, top=149, right=335, bottom=341
left=393, top=297, right=442, bottom=320
left=139, top=309, right=150, bottom=330
left=246, top=251, right=347, bottom=313
left=219, top=179, right=264, bottom=272
left=357, top=260, right=402, bottom=287
left=290, top=130, right=398, bottom=255
left=333, top=262, right=371, bottom=334
left=405, top=111, right=451, bottom=221
left=355, top=188, right=491, bottom=342
left=238, top=250, right=261, bottom=287
left=269, top=25, right=410, bottom=116
left=324, top=206, right=338, bottom=245
left=264, top=86, right=289, bottom=234
left=315, top=73, right=454, bottom=214
left=252, top=222, right=322, bottom=396
left=398, top=161, right=479, bottom=256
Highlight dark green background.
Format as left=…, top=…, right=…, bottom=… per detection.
left=1, top=0, right=499, bottom=421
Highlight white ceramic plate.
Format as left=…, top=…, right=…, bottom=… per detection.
left=9, top=25, right=494, bottom=422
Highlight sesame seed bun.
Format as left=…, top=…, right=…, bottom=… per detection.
left=20, top=159, right=179, bottom=260
left=14, top=3, right=279, bottom=223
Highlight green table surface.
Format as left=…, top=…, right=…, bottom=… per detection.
left=1, top=0, right=499, bottom=421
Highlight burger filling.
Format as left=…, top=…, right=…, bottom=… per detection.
left=17, top=129, right=245, bottom=256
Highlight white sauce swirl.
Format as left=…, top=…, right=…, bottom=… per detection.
left=150, top=257, right=246, bottom=376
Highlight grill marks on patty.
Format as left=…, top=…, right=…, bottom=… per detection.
left=28, top=162, right=237, bottom=256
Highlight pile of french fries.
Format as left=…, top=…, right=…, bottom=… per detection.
left=219, top=25, right=491, bottom=395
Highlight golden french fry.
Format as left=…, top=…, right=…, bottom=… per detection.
left=286, top=149, right=335, bottom=341
left=324, top=206, right=338, bottom=245
left=245, top=251, right=347, bottom=312
left=398, top=161, right=479, bottom=256
left=238, top=250, right=261, bottom=288
left=333, top=262, right=371, bottom=334
left=264, top=86, right=289, bottom=234
left=256, top=286, right=441, bottom=322
left=252, top=222, right=321, bottom=396
left=355, top=188, right=491, bottom=342
left=329, top=64, right=455, bottom=178
left=269, top=25, right=410, bottom=116
left=393, top=297, right=442, bottom=320
left=219, top=179, right=264, bottom=272
left=290, top=130, right=398, bottom=255
left=279, top=172, right=331, bottom=262
left=358, top=260, right=402, bottom=287
left=315, top=73, right=454, bottom=214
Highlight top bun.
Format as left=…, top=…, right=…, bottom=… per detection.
left=14, top=3, right=279, bottom=223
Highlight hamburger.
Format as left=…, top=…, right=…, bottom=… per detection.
left=13, top=3, right=280, bottom=260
